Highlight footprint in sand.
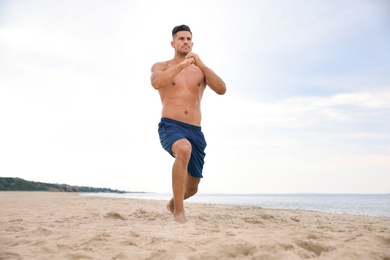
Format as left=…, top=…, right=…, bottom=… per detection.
left=295, top=240, right=334, bottom=257
left=105, top=212, right=126, bottom=220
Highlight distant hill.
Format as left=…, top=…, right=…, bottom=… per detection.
left=0, top=177, right=128, bottom=193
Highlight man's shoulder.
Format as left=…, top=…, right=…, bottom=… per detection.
left=151, top=60, right=171, bottom=70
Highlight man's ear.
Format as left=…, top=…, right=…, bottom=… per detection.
left=171, top=41, right=174, bottom=48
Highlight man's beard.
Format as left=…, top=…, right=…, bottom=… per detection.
left=177, top=49, right=190, bottom=56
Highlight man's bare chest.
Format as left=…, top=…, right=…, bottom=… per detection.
left=173, top=65, right=204, bottom=88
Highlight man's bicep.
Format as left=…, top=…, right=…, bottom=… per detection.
left=150, top=63, right=167, bottom=89
left=151, top=62, right=166, bottom=73
left=151, top=63, right=163, bottom=80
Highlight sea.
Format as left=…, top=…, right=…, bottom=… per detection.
left=83, top=193, right=390, bottom=218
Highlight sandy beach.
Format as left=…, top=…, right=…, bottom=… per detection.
left=1, top=192, right=389, bottom=259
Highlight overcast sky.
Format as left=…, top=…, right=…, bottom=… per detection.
left=1, top=0, right=389, bottom=193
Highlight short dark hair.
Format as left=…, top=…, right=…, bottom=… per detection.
left=172, top=25, right=192, bottom=38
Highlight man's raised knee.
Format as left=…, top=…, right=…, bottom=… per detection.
left=173, top=139, right=192, bottom=159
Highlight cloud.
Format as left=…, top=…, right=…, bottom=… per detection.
left=214, top=0, right=390, bottom=100
left=205, top=89, right=390, bottom=129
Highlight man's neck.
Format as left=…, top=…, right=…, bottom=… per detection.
left=173, top=53, right=187, bottom=63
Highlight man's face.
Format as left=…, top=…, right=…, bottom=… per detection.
left=171, top=31, right=193, bottom=54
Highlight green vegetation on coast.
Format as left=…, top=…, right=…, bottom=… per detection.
left=0, top=177, right=128, bottom=193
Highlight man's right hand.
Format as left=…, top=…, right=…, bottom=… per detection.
left=182, top=57, right=195, bottom=67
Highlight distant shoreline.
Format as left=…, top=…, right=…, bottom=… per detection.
left=0, top=177, right=130, bottom=193
left=84, top=192, right=390, bottom=218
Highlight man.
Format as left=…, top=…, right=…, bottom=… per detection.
left=150, top=25, right=226, bottom=223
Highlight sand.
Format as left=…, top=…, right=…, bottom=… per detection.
left=1, top=192, right=389, bottom=260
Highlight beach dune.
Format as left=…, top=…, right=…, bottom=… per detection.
left=1, top=192, right=389, bottom=259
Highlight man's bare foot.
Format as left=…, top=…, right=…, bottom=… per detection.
left=166, top=203, right=174, bottom=213
left=174, top=212, right=187, bottom=223
left=166, top=199, right=174, bottom=213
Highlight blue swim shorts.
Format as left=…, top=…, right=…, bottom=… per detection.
left=158, top=118, right=207, bottom=178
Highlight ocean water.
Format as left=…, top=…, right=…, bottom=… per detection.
left=83, top=193, right=390, bottom=218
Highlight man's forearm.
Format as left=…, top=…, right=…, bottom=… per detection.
left=152, top=59, right=194, bottom=90
left=151, top=64, right=184, bottom=89
left=198, top=64, right=226, bottom=95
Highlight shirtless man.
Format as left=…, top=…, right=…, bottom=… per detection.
left=150, top=25, right=226, bottom=223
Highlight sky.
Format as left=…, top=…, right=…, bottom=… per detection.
left=1, top=0, right=389, bottom=194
